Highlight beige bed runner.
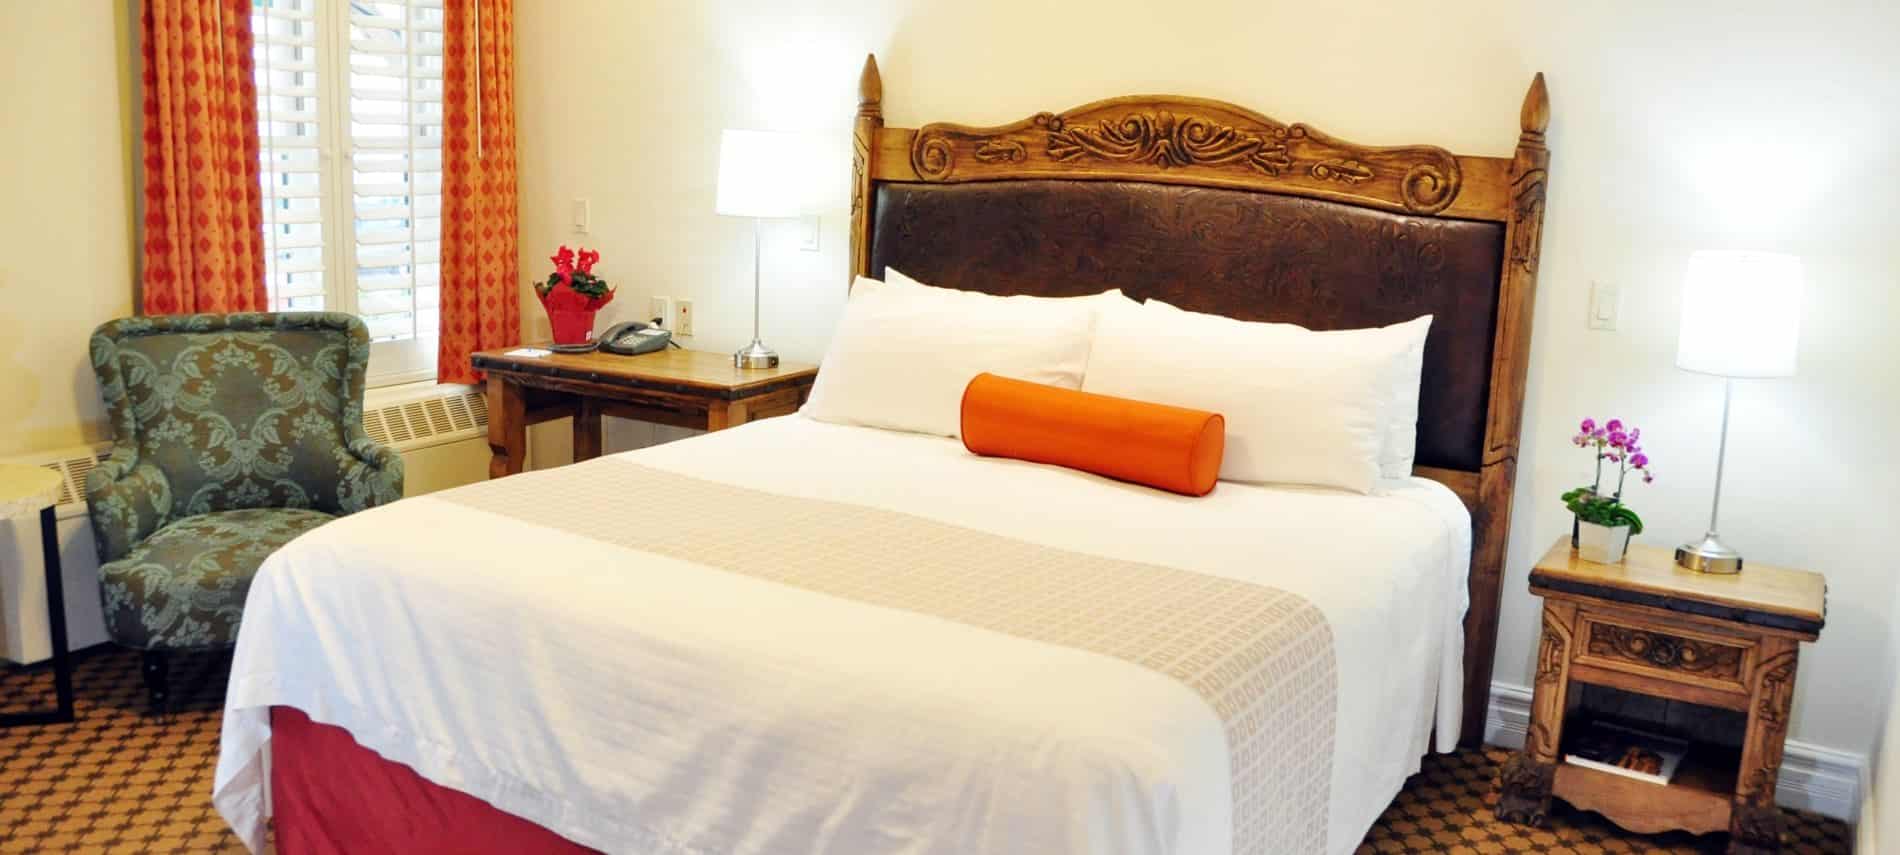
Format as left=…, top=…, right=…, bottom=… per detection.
left=441, top=460, right=1338, bottom=854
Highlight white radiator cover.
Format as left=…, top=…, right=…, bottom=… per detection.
left=0, top=384, right=492, bottom=665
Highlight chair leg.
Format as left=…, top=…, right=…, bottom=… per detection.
left=140, top=650, right=170, bottom=718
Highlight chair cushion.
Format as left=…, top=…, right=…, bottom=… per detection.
left=98, top=508, right=336, bottom=650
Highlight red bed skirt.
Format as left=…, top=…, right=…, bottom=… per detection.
left=270, top=706, right=599, bottom=854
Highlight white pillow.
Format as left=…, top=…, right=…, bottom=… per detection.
left=882, top=267, right=1136, bottom=314
left=1083, top=301, right=1416, bottom=493
left=1144, top=300, right=1431, bottom=479
left=804, top=279, right=1099, bottom=437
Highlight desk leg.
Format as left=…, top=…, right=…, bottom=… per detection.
left=706, top=399, right=749, bottom=432
left=1497, top=600, right=1576, bottom=826
left=487, top=375, right=527, bottom=478
left=573, top=398, right=602, bottom=463
left=0, top=506, right=75, bottom=727
left=1730, top=638, right=1797, bottom=854
left=39, top=507, right=72, bottom=721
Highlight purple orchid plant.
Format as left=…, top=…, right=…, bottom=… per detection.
left=1561, top=417, right=1654, bottom=534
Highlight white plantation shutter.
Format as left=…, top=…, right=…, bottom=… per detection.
left=254, top=0, right=329, bottom=311
left=347, top=0, right=445, bottom=352
left=252, top=0, right=446, bottom=384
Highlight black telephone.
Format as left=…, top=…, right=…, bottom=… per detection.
left=598, top=319, right=678, bottom=356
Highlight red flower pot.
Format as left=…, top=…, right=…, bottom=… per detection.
left=547, top=309, right=598, bottom=346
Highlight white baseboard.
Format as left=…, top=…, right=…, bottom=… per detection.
left=1485, top=682, right=1535, bottom=748
left=1484, top=682, right=1863, bottom=823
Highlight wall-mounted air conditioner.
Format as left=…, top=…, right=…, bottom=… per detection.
left=0, top=446, right=112, bottom=665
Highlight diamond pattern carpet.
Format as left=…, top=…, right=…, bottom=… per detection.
left=1, top=647, right=1855, bottom=854
left=1, top=648, right=243, bottom=853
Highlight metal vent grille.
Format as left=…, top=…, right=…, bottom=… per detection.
left=23, top=448, right=112, bottom=510
left=360, top=388, right=488, bottom=451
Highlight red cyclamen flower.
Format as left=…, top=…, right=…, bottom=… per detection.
left=551, top=246, right=576, bottom=274
left=577, top=248, right=600, bottom=273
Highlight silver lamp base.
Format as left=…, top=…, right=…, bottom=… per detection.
left=1675, top=533, right=1743, bottom=574
left=734, top=340, right=779, bottom=369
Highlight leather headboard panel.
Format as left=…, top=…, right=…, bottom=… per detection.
left=869, top=179, right=1506, bottom=472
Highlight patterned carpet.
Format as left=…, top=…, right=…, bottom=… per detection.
left=1, top=647, right=1855, bottom=854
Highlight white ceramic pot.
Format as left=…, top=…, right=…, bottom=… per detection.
left=1576, top=520, right=1631, bottom=564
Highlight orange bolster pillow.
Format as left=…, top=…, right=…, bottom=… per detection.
left=960, top=373, right=1225, bottom=497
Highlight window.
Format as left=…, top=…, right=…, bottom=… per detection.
left=253, top=0, right=445, bottom=385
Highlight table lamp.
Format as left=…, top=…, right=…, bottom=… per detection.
left=1673, top=250, right=1804, bottom=574
left=715, top=129, right=822, bottom=368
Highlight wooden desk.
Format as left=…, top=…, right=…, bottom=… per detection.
left=0, top=465, right=74, bottom=727
left=471, top=347, right=818, bottom=478
left=1496, top=538, right=1826, bottom=853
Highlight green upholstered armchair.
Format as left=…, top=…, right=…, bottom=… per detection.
left=86, top=313, right=403, bottom=713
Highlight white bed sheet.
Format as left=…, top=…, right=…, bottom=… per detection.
left=215, top=415, right=1470, bottom=855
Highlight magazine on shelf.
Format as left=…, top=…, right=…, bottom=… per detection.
left=1563, top=720, right=1689, bottom=785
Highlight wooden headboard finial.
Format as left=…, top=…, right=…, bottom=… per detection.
left=858, top=54, right=883, bottom=117
left=849, top=54, right=886, bottom=280
left=1520, top=72, right=1549, bottom=138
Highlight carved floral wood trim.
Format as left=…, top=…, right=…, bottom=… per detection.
left=1495, top=752, right=1557, bottom=827
left=1732, top=644, right=1799, bottom=851
left=1739, top=648, right=1799, bottom=800
left=1525, top=601, right=1574, bottom=761
left=1499, top=596, right=1571, bottom=825
left=1508, top=169, right=1546, bottom=274
left=1584, top=621, right=1746, bottom=680
left=1729, top=801, right=1784, bottom=854
left=909, top=96, right=1464, bottom=215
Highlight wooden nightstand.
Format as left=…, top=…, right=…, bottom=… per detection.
left=1496, top=537, right=1826, bottom=854
left=471, top=346, right=818, bottom=478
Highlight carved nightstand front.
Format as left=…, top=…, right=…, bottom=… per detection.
left=1497, top=538, right=1826, bottom=854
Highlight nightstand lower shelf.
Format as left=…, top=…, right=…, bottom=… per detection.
left=1552, top=743, right=1739, bottom=836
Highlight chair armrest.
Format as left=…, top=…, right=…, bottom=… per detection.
left=85, top=451, right=173, bottom=564
left=335, top=436, right=405, bottom=514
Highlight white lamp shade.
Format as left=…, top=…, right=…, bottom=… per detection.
left=715, top=129, right=826, bottom=218
left=1676, top=250, right=1804, bottom=378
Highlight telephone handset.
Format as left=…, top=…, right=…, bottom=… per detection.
left=598, top=319, right=678, bottom=356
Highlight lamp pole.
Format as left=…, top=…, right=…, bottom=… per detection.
left=734, top=216, right=778, bottom=368
left=1676, top=378, right=1743, bottom=573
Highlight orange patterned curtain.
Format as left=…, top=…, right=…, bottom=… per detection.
left=139, top=0, right=267, bottom=315
left=437, top=0, right=520, bottom=384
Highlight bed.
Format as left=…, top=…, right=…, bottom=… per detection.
left=215, top=57, right=1551, bottom=855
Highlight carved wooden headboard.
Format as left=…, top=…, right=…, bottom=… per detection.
left=846, top=55, right=1549, bottom=746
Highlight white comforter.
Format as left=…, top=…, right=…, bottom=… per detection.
left=214, top=415, right=1470, bottom=855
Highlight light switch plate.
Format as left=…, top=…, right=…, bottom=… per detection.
left=571, top=199, right=590, bottom=234
left=1588, top=281, right=1619, bottom=331
left=675, top=299, right=695, bottom=337
left=799, top=216, right=820, bottom=252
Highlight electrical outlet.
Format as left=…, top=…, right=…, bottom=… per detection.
left=675, top=299, right=695, bottom=337
left=649, top=295, right=674, bottom=329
